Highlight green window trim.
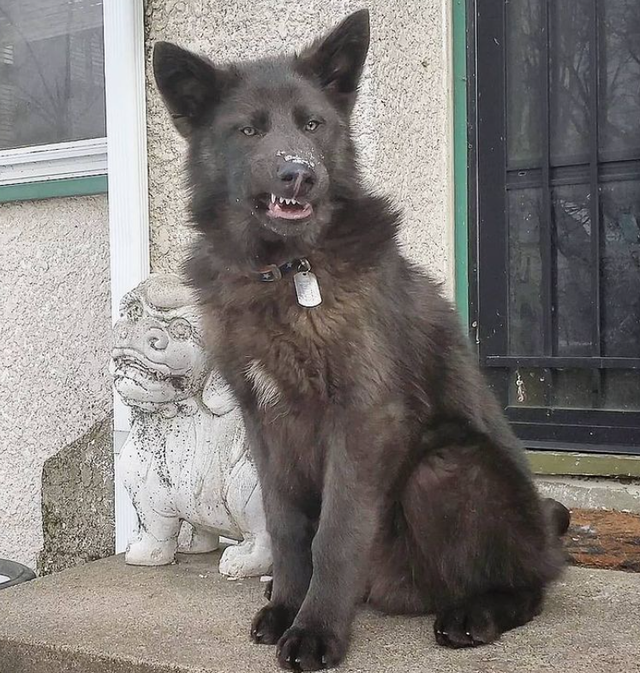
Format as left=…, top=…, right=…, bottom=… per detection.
left=453, top=0, right=469, bottom=332
left=528, top=451, right=640, bottom=478
left=451, top=1, right=640, bottom=478
left=0, top=176, right=108, bottom=204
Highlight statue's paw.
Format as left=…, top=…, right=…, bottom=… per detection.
left=178, top=529, right=220, bottom=554
left=219, top=541, right=272, bottom=578
left=125, top=535, right=177, bottom=566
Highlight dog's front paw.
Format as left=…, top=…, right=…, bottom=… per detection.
left=251, top=604, right=295, bottom=645
left=277, top=625, right=346, bottom=671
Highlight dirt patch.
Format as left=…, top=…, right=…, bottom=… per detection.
left=565, top=508, right=640, bottom=573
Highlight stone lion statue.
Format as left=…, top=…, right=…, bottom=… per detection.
left=110, top=273, right=271, bottom=578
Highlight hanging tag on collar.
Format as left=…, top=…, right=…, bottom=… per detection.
left=294, top=270, right=322, bottom=307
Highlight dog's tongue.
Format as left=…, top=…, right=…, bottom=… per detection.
left=267, top=201, right=313, bottom=220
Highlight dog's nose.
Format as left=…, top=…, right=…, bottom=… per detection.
left=277, top=162, right=316, bottom=197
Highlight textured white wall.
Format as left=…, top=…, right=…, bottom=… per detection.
left=144, top=0, right=454, bottom=286
left=0, top=195, right=112, bottom=569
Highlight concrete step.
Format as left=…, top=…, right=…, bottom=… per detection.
left=0, top=552, right=639, bottom=673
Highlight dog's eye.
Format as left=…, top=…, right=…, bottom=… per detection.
left=241, top=126, right=258, bottom=137
left=304, top=120, right=321, bottom=133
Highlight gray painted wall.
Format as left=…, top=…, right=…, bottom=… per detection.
left=0, top=195, right=112, bottom=570
left=144, top=0, right=454, bottom=287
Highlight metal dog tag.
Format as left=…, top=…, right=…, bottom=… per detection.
left=293, top=271, right=322, bottom=307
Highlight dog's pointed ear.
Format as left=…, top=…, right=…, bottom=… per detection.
left=296, top=9, right=370, bottom=114
left=153, top=42, right=234, bottom=138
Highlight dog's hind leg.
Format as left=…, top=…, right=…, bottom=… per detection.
left=433, top=585, right=544, bottom=648
left=399, top=435, right=565, bottom=648
left=365, top=504, right=429, bottom=615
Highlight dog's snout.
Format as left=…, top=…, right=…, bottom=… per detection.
left=277, top=162, right=316, bottom=198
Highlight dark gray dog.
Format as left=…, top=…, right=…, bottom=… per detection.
left=153, top=9, right=569, bottom=671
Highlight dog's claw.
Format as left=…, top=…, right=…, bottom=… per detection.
left=277, top=626, right=343, bottom=670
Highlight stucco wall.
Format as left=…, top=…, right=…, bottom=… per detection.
left=0, top=195, right=112, bottom=570
left=144, top=1, right=453, bottom=285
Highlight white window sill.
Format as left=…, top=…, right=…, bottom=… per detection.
left=0, top=137, right=108, bottom=187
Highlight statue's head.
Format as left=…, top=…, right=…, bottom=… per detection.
left=110, top=274, right=207, bottom=408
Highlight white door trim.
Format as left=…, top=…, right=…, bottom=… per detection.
left=103, top=0, right=150, bottom=551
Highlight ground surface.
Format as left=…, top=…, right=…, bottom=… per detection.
left=1, top=551, right=639, bottom=673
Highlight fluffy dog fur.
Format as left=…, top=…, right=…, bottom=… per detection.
left=153, top=10, right=569, bottom=671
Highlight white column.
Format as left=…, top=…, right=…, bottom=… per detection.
left=103, top=0, right=150, bottom=551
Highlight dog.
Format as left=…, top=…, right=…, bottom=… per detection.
left=153, top=9, right=569, bottom=671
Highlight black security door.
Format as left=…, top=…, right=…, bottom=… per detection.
left=471, top=0, right=640, bottom=453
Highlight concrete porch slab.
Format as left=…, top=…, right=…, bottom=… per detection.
left=0, top=552, right=639, bottom=673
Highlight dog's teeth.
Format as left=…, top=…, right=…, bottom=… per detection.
left=278, top=196, right=285, bottom=204
left=285, top=198, right=291, bottom=205
left=270, top=194, right=276, bottom=203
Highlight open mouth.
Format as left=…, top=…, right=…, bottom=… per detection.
left=265, top=194, right=313, bottom=221
left=112, top=355, right=189, bottom=391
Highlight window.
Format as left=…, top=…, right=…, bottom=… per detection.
left=470, top=0, right=640, bottom=453
left=0, top=0, right=106, bottom=186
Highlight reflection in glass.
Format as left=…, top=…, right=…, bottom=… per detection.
left=507, top=0, right=543, bottom=167
left=550, top=0, right=591, bottom=165
left=600, top=0, right=640, bottom=158
left=508, top=189, right=544, bottom=355
left=601, top=180, right=640, bottom=357
left=553, top=185, right=593, bottom=356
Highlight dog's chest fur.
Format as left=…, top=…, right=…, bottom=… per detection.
left=203, top=261, right=392, bottom=414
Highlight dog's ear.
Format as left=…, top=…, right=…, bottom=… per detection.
left=153, top=42, right=235, bottom=138
left=296, top=9, right=370, bottom=114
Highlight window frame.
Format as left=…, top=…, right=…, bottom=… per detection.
left=0, top=137, right=107, bottom=186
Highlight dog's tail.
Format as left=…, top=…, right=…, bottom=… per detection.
left=543, top=497, right=571, bottom=537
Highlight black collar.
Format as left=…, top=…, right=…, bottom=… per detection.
left=253, top=257, right=311, bottom=282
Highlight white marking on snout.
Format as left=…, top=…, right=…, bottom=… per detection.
left=245, top=359, right=280, bottom=408
left=276, top=151, right=316, bottom=168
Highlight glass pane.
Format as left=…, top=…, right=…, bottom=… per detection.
left=553, top=369, right=594, bottom=409
left=599, top=0, right=640, bottom=159
left=550, top=0, right=591, bottom=165
left=506, top=0, right=543, bottom=167
left=509, top=368, right=597, bottom=409
left=601, top=179, right=640, bottom=357
left=508, top=368, right=640, bottom=411
left=553, top=184, right=593, bottom=356
left=508, top=368, right=548, bottom=407
left=0, top=0, right=105, bottom=150
left=508, top=188, right=543, bottom=355
left=602, top=371, right=640, bottom=411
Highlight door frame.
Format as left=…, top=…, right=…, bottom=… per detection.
left=103, top=0, right=150, bottom=551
